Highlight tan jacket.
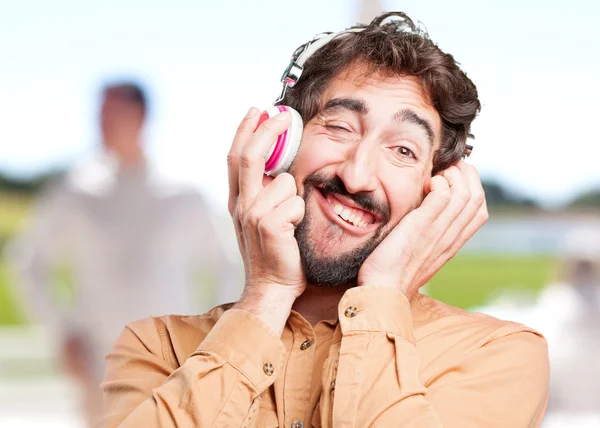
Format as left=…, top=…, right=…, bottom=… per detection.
left=101, top=286, right=549, bottom=427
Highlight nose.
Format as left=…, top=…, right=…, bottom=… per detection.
left=336, top=138, right=379, bottom=194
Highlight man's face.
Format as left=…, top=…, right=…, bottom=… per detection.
left=290, top=67, right=442, bottom=286
left=100, top=92, right=144, bottom=150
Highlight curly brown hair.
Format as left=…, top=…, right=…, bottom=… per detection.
left=278, top=11, right=481, bottom=175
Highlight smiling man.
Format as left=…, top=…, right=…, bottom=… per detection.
left=101, top=12, right=549, bottom=427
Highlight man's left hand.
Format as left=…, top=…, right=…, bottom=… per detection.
left=358, top=161, right=488, bottom=299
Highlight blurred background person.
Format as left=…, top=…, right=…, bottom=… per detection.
left=536, top=227, right=600, bottom=417
left=4, top=81, right=241, bottom=425
left=472, top=226, right=600, bottom=426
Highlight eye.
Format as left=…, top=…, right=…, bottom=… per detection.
left=325, top=124, right=351, bottom=133
left=394, top=146, right=416, bottom=159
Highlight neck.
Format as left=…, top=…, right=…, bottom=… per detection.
left=292, top=282, right=354, bottom=325
left=105, top=140, right=145, bottom=168
left=118, top=148, right=144, bottom=168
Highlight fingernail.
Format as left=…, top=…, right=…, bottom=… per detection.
left=275, top=111, right=290, bottom=121
left=245, top=107, right=259, bottom=118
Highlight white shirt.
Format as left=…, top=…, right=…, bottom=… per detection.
left=6, top=152, right=243, bottom=377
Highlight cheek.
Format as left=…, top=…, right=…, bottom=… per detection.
left=384, top=173, right=426, bottom=219
left=291, top=133, right=345, bottom=183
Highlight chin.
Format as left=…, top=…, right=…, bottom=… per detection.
left=310, top=217, right=369, bottom=256
left=295, top=202, right=385, bottom=287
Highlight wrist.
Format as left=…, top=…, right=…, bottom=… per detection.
left=234, top=285, right=297, bottom=337
left=358, top=275, right=413, bottom=298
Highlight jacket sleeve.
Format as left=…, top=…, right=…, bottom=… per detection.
left=100, top=309, right=286, bottom=427
left=327, top=286, right=549, bottom=428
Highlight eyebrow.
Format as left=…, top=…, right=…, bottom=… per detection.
left=322, top=97, right=369, bottom=116
left=322, top=98, right=435, bottom=147
left=393, top=109, right=435, bottom=146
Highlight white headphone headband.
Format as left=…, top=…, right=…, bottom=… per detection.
left=275, top=14, right=421, bottom=103
left=275, top=28, right=362, bottom=103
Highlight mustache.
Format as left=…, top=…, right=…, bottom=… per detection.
left=304, top=173, right=390, bottom=222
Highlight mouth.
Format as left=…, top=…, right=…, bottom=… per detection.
left=314, top=187, right=381, bottom=236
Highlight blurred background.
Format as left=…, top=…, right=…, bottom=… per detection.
left=0, top=0, right=599, bottom=426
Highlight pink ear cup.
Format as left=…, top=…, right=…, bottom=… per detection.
left=261, top=106, right=303, bottom=176
left=264, top=106, right=289, bottom=172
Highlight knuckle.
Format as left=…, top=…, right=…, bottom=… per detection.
left=292, top=195, right=305, bottom=210
left=243, top=209, right=260, bottom=227
left=278, top=173, right=297, bottom=190
left=457, top=189, right=471, bottom=203
left=476, top=209, right=490, bottom=224
left=472, top=191, right=486, bottom=208
left=227, top=152, right=238, bottom=168
left=468, top=163, right=480, bottom=177
left=237, top=209, right=247, bottom=226
left=439, top=188, right=452, bottom=203
left=257, top=217, right=274, bottom=236
left=239, top=153, right=254, bottom=170
left=443, top=165, right=459, bottom=178
left=448, top=165, right=460, bottom=175
left=433, top=175, right=449, bottom=187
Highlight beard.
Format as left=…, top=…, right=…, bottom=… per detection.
left=294, top=172, right=394, bottom=287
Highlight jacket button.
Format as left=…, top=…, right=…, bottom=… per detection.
left=263, top=362, right=274, bottom=376
left=300, top=340, right=312, bottom=350
left=344, top=306, right=357, bottom=318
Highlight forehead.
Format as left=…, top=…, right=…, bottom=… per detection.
left=320, top=67, right=442, bottom=137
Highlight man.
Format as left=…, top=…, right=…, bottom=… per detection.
left=535, top=227, right=600, bottom=416
left=101, top=13, right=549, bottom=427
left=6, top=82, right=240, bottom=424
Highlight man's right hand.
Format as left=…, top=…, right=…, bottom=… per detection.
left=227, top=107, right=306, bottom=336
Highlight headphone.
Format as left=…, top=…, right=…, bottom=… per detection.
left=261, top=14, right=473, bottom=176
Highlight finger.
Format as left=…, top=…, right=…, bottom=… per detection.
left=441, top=163, right=488, bottom=255
left=457, top=161, right=486, bottom=209
left=243, top=173, right=297, bottom=227
left=451, top=162, right=486, bottom=229
left=228, top=107, right=261, bottom=214
left=257, top=195, right=306, bottom=241
left=413, top=175, right=451, bottom=224
left=432, top=165, right=471, bottom=226
left=239, top=111, right=291, bottom=203
left=444, top=198, right=489, bottom=258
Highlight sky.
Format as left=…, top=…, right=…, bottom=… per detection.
left=1, top=0, right=599, bottom=211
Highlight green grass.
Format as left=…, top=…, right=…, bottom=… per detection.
left=427, top=254, right=556, bottom=309
left=0, top=192, right=31, bottom=237
left=0, top=263, right=27, bottom=325
left=0, top=192, right=30, bottom=325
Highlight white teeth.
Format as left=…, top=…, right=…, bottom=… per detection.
left=329, top=199, right=370, bottom=228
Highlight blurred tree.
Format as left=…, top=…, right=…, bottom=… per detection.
left=0, top=170, right=64, bottom=194
left=481, top=179, right=539, bottom=209
left=568, top=188, right=600, bottom=209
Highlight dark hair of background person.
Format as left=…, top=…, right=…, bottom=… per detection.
left=102, top=81, right=148, bottom=120
left=279, top=11, right=481, bottom=176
